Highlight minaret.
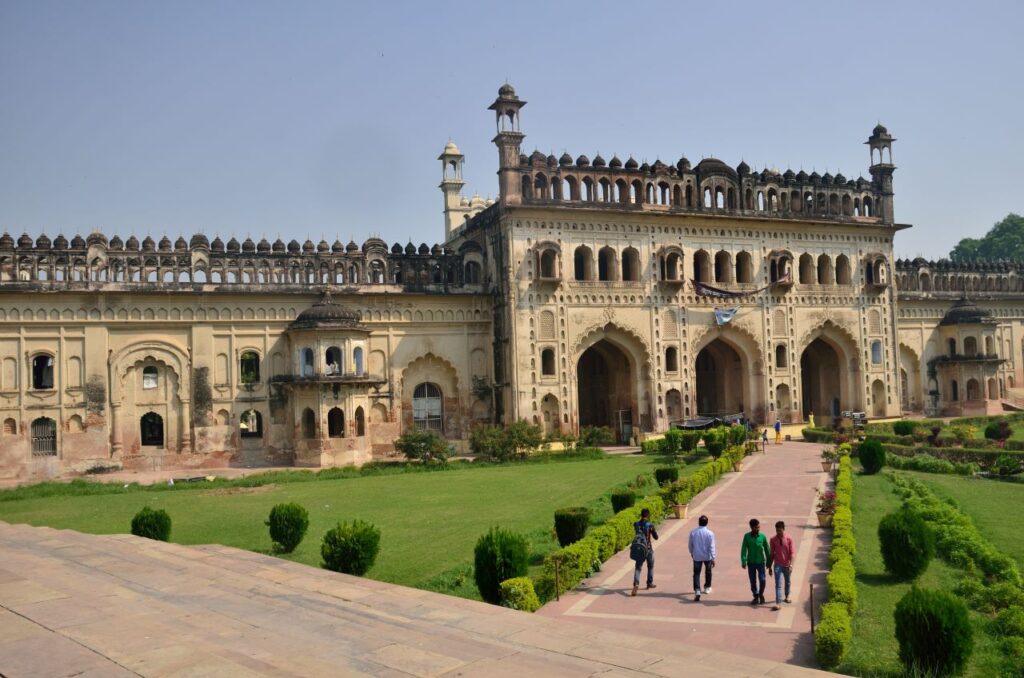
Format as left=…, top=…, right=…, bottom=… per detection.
left=488, top=83, right=526, bottom=205
left=866, top=124, right=896, bottom=223
left=439, top=140, right=466, bottom=240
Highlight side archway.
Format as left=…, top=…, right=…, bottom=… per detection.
left=799, top=321, right=860, bottom=419
left=572, top=323, right=651, bottom=442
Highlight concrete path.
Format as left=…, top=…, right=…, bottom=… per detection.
left=0, top=521, right=831, bottom=677
left=539, top=440, right=832, bottom=668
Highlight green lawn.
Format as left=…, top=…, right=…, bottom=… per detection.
left=840, top=471, right=1007, bottom=677
left=0, top=455, right=668, bottom=599
left=905, top=471, right=1024, bottom=571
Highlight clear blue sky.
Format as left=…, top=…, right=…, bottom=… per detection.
left=1, top=1, right=1021, bottom=259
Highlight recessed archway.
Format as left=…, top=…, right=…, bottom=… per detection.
left=800, top=338, right=844, bottom=419
left=577, top=339, right=635, bottom=440
left=695, top=338, right=747, bottom=416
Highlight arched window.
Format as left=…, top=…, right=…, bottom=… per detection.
left=963, top=336, right=977, bottom=357
left=464, top=261, right=481, bottom=284
left=539, top=249, right=558, bottom=278
left=665, top=347, right=678, bottom=372
left=598, top=247, right=616, bottom=281
left=239, top=351, right=260, bottom=384
left=142, top=366, right=158, bottom=390
left=835, top=255, right=851, bottom=285
left=325, top=346, right=342, bottom=375
left=412, top=382, right=443, bottom=431
left=799, top=254, right=815, bottom=285
left=541, top=349, right=555, bottom=376
left=301, top=348, right=315, bottom=377
left=140, top=412, right=163, bottom=446
left=2, top=417, right=16, bottom=435
left=30, top=417, right=56, bottom=455
left=966, top=378, right=980, bottom=401
left=301, top=408, right=317, bottom=439
left=735, top=251, right=753, bottom=283
left=817, top=254, right=833, bottom=285
left=353, top=347, right=364, bottom=376
left=240, top=409, right=263, bottom=438
left=951, top=380, right=959, bottom=401
left=714, top=250, right=732, bottom=283
left=985, top=336, right=994, bottom=356
left=948, top=338, right=957, bottom=357
left=574, top=246, right=594, bottom=281
left=871, top=340, right=883, bottom=364
left=355, top=406, right=365, bottom=436
left=693, top=250, right=711, bottom=283
left=775, top=345, right=788, bottom=368
left=328, top=408, right=345, bottom=438
left=31, top=354, right=54, bottom=390
left=621, top=248, right=640, bottom=281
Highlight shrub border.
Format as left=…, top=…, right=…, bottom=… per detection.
left=816, top=455, right=855, bottom=669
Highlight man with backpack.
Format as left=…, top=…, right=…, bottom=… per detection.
left=630, top=508, right=659, bottom=596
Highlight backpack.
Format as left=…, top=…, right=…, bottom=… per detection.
left=630, top=523, right=649, bottom=562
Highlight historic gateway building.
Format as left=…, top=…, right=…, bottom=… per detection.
left=1, top=84, right=1021, bottom=481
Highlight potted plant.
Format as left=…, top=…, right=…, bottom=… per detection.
left=731, top=448, right=744, bottom=472
left=816, top=490, right=837, bottom=527
left=820, top=446, right=838, bottom=472
left=672, top=489, right=691, bottom=519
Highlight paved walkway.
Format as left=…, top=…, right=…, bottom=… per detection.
left=0, top=522, right=831, bottom=677
left=539, top=440, right=832, bottom=668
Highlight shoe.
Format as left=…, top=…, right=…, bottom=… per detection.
left=784, top=597, right=791, bottom=604
left=759, top=594, right=766, bottom=604
left=751, top=596, right=759, bottom=605
left=694, top=593, right=701, bottom=602
left=771, top=604, right=781, bottom=611
left=704, top=587, right=712, bottom=595
left=646, top=583, right=657, bottom=590
left=631, top=584, right=638, bottom=597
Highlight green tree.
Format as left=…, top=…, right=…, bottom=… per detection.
left=503, top=420, right=544, bottom=460
left=394, top=429, right=449, bottom=464
left=950, top=213, right=1024, bottom=261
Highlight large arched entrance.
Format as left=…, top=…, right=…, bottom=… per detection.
left=577, top=339, right=636, bottom=441
left=800, top=338, right=845, bottom=418
left=695, top=339, right=747, bottom=416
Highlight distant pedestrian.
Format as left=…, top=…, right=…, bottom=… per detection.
left=688, top=515, right=716, bottom=601
left=774, top=418, right=782, bottom=445
left=740, top=518, right=771, bottom=605
left=768, top=520, right=796, bottom=611
left=808, top=411, right=816, bottom=429
left=630, top=508, right=659, bottom=596
left=761, top=428, right=769, bottom=452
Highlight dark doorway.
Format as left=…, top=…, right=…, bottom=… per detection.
left=140, top=412, right=163, bottom=447
left=801, top=338, right=843, bottom=418
left=576, top=339, right=634, bottom=439
left=695, top=339, right=746, bottom=415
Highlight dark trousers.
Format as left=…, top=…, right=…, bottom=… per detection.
left=692, top=560, right=713, bottom=593
left=747, top=563, right=766, bottom=596
left=633, top=551, right=654, bottom=586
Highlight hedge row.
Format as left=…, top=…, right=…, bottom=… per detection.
left=657, top=444, right=745, bottom=507
left=802, top=428, right=835, bottom=443
left=883, top=443, right=1024, bottom=468
left=884, top=452, right=979, bottom=475
left=892, top=475, right=1024, bottom=672
left=816, top=455, right=855, bottom=669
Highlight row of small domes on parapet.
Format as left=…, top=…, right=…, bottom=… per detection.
left=895, top=257, right=1024, bottom=271
left=521, top=151, right=870, bottom=187
left=0, top=232, right=450, bottom=256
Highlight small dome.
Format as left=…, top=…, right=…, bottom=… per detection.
left=856, top=177, right=868, bottom=188
left=873, top=123, right=888, bottom=135
left=695, top=157, right=737, bottom=179
left=652, top=159, right=667, bottom=172
left=498, top=83, right=516, bottom=97
left=809, top=171, right=821, bottom=184
left=302, top=239, right=314, bottom=253
left=287, top=239, right=301, bottom=253
left=592, top=154, right=606, bottom=168
left=0, top=233, right=13, bottom=249
left=519, top=153, right=528, bottom=165
left=530, top=150, right=546, bottom=164
left=834, top=172, right=846, bottom=184
left=35, top=234, right=51, bottom=249
left=417, top=243, right=429, bottom=255
left=242, top=238, right=256, bottom=253
left=87, top=231, right=107, bottom=247
left=641, top=162, right=651, bottom=172
left=559, top=152, right=573, bottom=166
left=190, top=233, right=209, bottom=249
left=332, top=240, right=345, bottom=253
left=442, top=140, right=461, bottom=155
left=576, top=154, right=590, bottom=167
left=272, top=238, right=286, bottom=252
left=226, top=238, right=240, bottom=253
left=53, top=234, right=68, bottom=249
left=391, top=242, right=403, bottom=254
left=157, top=236, right=171, bottom=251
left=108, top=235, right=123, bottom=250
left=546, top=154, right=558, bottom=167
left=940, top=297, right=992, bottom=326
left=175, top=236, right=188, bottom=252
left=822, top=172, right=833, bottom=185
left=609, top=155, right=622, bottom=169
left=290, top=292, right=364, bottom=331
left=794, top=170, right=807, bottom=183
left=17, top=233, right=33, bottom=248
left=783, top=169, right=795, bottom=181
left=210, top=236, right=224, bottom=253
left=70, top=234, right=86, bottom=248
left=405, top=242, right=416, bottom=255
left=257, top=238, right=271, bottom=253
left=142, top=236, right=157, bottom=251
left=346, top=240, right=359, bottom=252
left=625, top=157, right=638, bottom=170
left=431, top=244, right=442, bottom=255
left=363, top=237, right=387, bottom=252
left=676, top=157, right=691, bottom=172
left=317, top=240, right=330, bottom=253
left=126, top=235, right=140, bottom=250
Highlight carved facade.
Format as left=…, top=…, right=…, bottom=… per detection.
left=0, top=83, right=1019, bottom=482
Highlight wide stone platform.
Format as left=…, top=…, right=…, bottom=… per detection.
left=0, top=522, right=829, bottom=676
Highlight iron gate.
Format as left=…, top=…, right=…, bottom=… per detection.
left=31, top=417, right=56, bottom=455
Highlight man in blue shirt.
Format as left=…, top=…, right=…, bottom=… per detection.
left=630, top=508, right=658, bottom=596
left=688, top=514, right=716, bottom=601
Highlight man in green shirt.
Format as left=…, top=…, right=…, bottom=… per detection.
left=740, top=517, right=771, bottom=605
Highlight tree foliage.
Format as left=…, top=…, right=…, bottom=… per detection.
left=394, top=429, right=449, bottom=464
left=950, top=213, right=1024, bottom=262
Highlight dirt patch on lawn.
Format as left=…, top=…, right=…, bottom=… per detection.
left=198, top=484, right=278, bottom=497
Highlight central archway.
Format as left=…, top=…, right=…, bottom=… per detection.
left=695, top=338, right=748, bottom=416
left=577, top=339, right=635, bottom=440
left=800, top=338, right=844, bottom=418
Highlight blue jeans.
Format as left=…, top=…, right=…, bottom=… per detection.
left=633, top=551, right=654, bottom=587
left=774, top=564, right=792, bottom=603
left=747, top=563, right=766, bottom=597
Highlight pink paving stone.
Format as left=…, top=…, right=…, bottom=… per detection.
left=538, top=439, right=833, bottom=668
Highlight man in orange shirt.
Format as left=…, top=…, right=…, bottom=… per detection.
left=768, top=520, right=796, bottom=611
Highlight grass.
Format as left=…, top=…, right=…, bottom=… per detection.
left=840, top=470, right=1008, bottom=677
left=0, top=453, right=688, bottom=601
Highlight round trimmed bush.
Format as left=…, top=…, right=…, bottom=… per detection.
left=553, top=506, right=591, bottom=546
left=878, top=509, right=935, bottom=581
left=894, top=586, right=973, bottom=676
left=893, top=420, right=916, bottom=436
left=654, top=466, right=679, bottom=485
left=321, top=519, right=380, bottom=575
left=131, top=506, right=171, bottom=541
left=858, top=439, right=886, bottom=474
left=984, top=421, right=1002, bottom=441
left=610, top=490, right=635, bottom=514
left=474, top=527, right=529, bottom=604
left=266, top=502, right=309, bottom=553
